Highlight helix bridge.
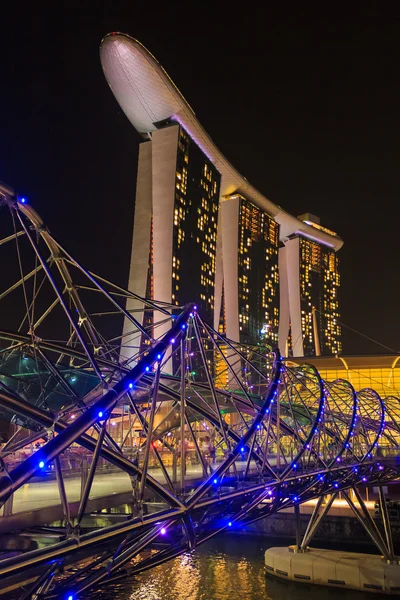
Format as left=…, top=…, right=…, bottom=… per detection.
left=0, top=182, right=399, bottom=598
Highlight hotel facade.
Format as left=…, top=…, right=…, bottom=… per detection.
left=100, top=33, right=343, bottom=357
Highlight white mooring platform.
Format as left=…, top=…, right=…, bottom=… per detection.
left=265, top=546, right=400, bottom=594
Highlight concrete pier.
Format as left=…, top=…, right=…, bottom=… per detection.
left=265, top=546, right=400, bottom=594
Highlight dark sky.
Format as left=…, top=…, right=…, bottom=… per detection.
left=1, top=5, right=399, bottom=355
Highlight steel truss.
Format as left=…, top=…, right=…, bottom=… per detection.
left=0, top=182, right=399, bottom=598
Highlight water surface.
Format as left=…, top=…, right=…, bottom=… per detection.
left=84, top=536, right=377, bottom=600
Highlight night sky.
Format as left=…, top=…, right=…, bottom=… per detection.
left=1, top=6, right=399, bottom=355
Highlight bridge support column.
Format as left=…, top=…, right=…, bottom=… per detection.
left=172, top=452, right=177, bottom=483
left=80, top=457, right=89, bottom=501
left=378, top=485, right=395, bottom=561
left=55, top=456, right=71, bottom=531
left=343, top=488, right=395, bottom=563
left=294, top=503, right=301, bottom=551
left=3, top=492, right=13, bottom=517
left=300, top=493, right=336, bottom=551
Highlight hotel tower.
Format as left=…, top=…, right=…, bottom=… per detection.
left=100, top=33, right=343, bottom=358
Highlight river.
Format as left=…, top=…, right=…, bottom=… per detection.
left=83, top=535, right=377, bottom=600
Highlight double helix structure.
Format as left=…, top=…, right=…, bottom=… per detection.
left=0, top=182, right=399, bottom=598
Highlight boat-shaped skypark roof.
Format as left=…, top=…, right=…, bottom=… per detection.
left=100, top=32, right=342, bottom=251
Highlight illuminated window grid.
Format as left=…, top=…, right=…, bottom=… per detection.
left=299, top=238, right=341, bottom=356
left=214, top=344, right=229, bottom=388
left=172, top=126, right=220, bottom=320
left=236, top=195, right=279, bottom=345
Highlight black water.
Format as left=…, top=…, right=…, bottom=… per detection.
left=83, top=536, right=378, bottom=600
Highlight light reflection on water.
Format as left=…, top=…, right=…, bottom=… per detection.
left=84, top=536, right=375, bottom=600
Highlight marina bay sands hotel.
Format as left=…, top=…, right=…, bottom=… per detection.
left=100, top=33, right=343, bottom=357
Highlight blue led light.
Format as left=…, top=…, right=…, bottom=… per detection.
left=293, top=496, right=298, bottom=501
left=170, top=338, right=175, bottom=344
left=334, top=483, right=339, bottom=488
left=228, top=521, right=232, bottom=527
left=67, top=595, right=73, bottom=600
left=362, top=477, right=367, bottom=482
left=240, top=447, right=245, bottom=452
left=128, top=383, right=133, bottom=389
left=157, top=354, right=162, bottom=360
left=98, top=411, right=103, bottom=418
left=145, top=366, right=150, bottom=372
left=181, top=324, right=186, bottom=329
left=20, top=197, right=26, bottom=204
left=293, top=463, right=297, bottom=469
left=39, top=461, right=45, bottom=469
left=213, top=478, right=218, bottom=484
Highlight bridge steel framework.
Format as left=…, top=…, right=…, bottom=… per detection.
left=0, top=183, right=399, bottom=598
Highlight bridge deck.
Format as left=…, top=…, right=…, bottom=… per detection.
left=0, top=462, right=382, bottom=534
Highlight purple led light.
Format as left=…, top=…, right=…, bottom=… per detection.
left=160, top=527, right=166, bottom=535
